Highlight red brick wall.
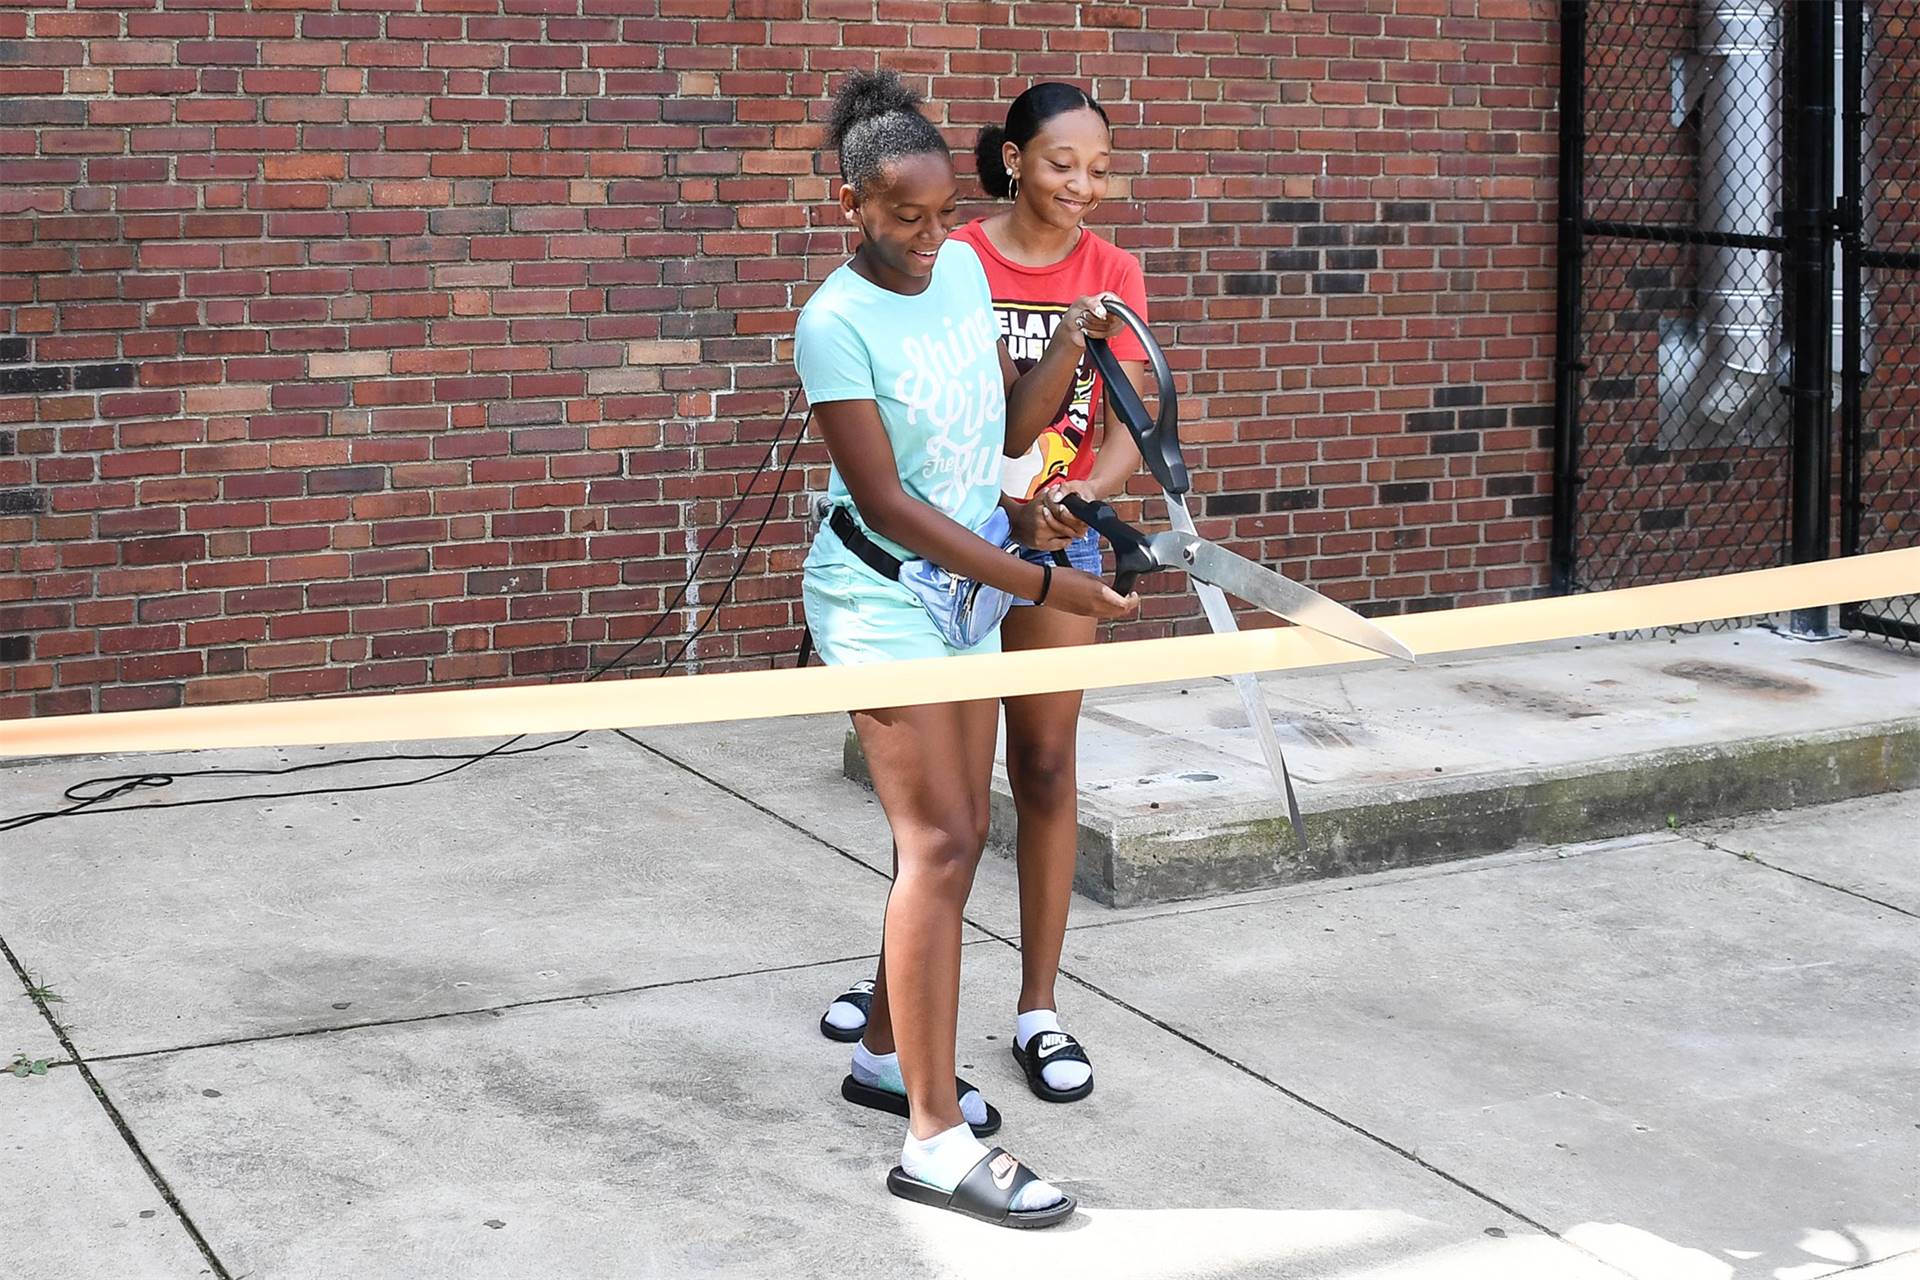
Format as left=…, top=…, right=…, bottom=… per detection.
left=0, top=0, right=1562, bottom=718
left=1859, top=17, right=1920, bottom=576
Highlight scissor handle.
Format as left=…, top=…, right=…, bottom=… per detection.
left=1084, top=297, right=1188, bottom=497
left=1058, top=493, right=1159, bottom=596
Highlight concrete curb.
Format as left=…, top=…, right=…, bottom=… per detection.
left=847, top=718, right=1920, bottom=907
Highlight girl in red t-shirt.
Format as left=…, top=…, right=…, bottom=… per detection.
left=821, top=83, right=1150, bottom=1110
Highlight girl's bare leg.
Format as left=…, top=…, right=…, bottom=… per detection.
left=849, top=696, right=999, bottom=1138
left=999, top=603, right=1097, bottom=1012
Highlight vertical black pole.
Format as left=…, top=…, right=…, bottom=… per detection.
left=1839, top=1, right=1864, bottom=578
left=1784, top=0, right=1836, bottom=636
left=1550, top=0, right=1587, bottom=596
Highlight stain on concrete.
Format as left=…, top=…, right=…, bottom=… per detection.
left=1795, top=657, right=1896, bottom=680
left=1455, top=679, right=1603, bottom=720
left=1207, top=711, right=1369, bottom=746
left=1293, top=717, right=1365, bottom=748
left=1206, top=705, right=1271, bottom=732
left=1664, top=660, right=1816, bottom=698
left=1080, top=707, right=1175, bottom=737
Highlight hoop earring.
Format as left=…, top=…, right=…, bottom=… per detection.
left=1007, top=171, right=1019, bottom=202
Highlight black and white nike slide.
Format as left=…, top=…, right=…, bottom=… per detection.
left=818, top=979, right=873, bottom=1042
left=1011, top=1030, right=1094, bottom=1103
left=886, top=1147, right=1075, bottom=1229
left=841, top=1073, right=1001, bottom=1138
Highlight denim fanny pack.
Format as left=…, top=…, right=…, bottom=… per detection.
left=827, top=505, right=1023, bottom=650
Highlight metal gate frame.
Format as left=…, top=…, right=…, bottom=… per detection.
left=1838, top=0, right=1920, bottom=644
left=1552, top=0, right=1917, bottom=647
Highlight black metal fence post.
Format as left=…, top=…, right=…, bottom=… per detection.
left=1550, top=0, right=1587, bottom=596
left=1784, top=0, right=1838, bottom=636
left=1839, top=0, right=1865, bottom=588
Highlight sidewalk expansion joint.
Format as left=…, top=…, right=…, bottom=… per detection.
left=84, top=950, right=884, bottom=1066
left=1683, top=833, right=1918, bottom=920
left=1, top=930, right=234, bottom=1280
left=1831, top=1246, right=1920, bottom=1274
left=1044, top=964, right=1633, bottom=1269
left=617, top=729, right=901, bottom=889
left=627, top=732, right=1628, bottom=1268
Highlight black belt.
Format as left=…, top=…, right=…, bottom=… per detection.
left=828, top=505, right=905, bottom=581
left=828, top=503, right=1072, bottom=581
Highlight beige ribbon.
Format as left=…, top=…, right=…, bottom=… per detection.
left=2, top=548, right=1915, bottom=759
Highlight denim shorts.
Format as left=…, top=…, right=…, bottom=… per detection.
left=1011, top=528, right=1102, bottom=606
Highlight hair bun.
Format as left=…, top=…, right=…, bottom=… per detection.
left=828, top=69, right=922, bottom=152
left=974, top=125, right=1012, bottom=199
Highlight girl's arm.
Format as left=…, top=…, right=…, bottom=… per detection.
left=814, top=398, right=1133, bottom=618
left=1002, top=294, right=1124, bottom=456
left=1080, top=252, right=1153, bottom=499
left=1002, top=358, right=1149, bottom=551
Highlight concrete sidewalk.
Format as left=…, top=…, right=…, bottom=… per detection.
left=2, top=669, right=1917, bottom=1276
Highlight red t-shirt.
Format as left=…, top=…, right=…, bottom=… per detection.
left=951, top=219, right=1149, bottom=501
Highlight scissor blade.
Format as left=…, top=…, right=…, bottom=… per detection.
left=1156, top=496, right=1307, bottom=844
left=1150, top=533, right=1417, bottom=662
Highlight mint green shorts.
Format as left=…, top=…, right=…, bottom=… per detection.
left=802, top=559, right=1003, bottom=666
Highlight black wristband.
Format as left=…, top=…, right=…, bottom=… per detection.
left=1033, top=560, right=1052, bottom=607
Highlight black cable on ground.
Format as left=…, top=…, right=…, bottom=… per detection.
left=0, top=396, right=809, bottom=834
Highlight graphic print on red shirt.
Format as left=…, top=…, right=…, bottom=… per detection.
left=951, top=219, right=1149, bottom=500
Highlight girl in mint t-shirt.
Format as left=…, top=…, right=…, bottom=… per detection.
left=792, top=70, right=1134, bottom=1230
left=820, top=82, right=1152, bottom=1118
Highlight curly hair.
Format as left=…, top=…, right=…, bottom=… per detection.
left=828, top=68, right=950, bottom=193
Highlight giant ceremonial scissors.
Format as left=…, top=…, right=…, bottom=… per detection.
left=1060, top=298, right=1415, bottom=843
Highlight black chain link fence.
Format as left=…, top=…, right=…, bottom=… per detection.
left=1557, top=1, right=1917, bottom=647
left=1844, top=3, right=1920, bottom=647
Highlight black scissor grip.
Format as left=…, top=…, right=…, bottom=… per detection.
left=1084, top=298, right=1188, bottom=497
left=1059, top=493, right=1159, bottom=596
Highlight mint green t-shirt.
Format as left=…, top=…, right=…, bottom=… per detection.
left=795, top=240, right=1006, bottom=570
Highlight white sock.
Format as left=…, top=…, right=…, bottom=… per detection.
left=852, top=1044, right=988, bottom=1129
left=823, top=981, right=872, bottom=1034
left=1017, top=1009, right=1092, bottom=1094
left=901, top=1122, right=1063, bottom=1214
left=851, top=1041, right=901, bottom=1089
